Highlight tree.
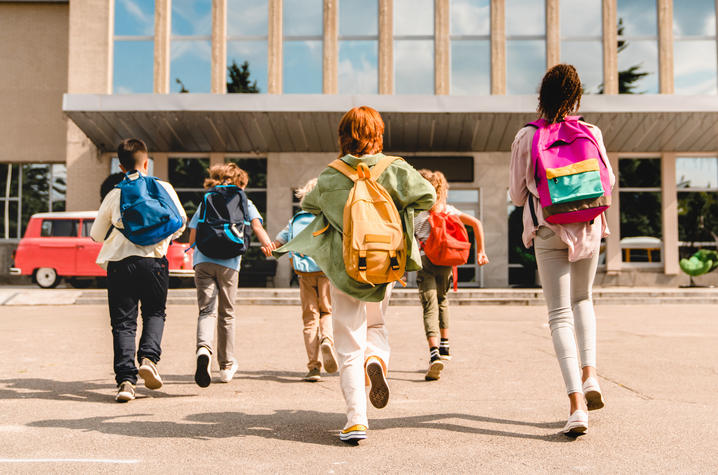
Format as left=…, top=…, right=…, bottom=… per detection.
left=599, top=18, right=651, bottom=94
left=175, top=78, right=189, bottom=93
left=227, top=60, right=260, bottom=93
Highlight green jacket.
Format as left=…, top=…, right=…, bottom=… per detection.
left=274, top=153, right=436, bottom=302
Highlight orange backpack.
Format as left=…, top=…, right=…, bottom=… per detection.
left=327, top=156, right=407, bottom=287
left=422, top=210, right=471, bottom=291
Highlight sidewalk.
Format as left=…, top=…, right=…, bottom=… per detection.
left=0, top=302, right=716, bottom=473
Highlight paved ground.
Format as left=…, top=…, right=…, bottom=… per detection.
left=0, top=302, right=716, bottom=474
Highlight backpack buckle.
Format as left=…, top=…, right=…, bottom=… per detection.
left=390, top=256, right=400, bottom=270
left=358, top=256, right=367, bottom=271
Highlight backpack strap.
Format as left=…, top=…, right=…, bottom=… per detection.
left=328, top=159, right=359, bottom=182
left=370, top=156, right=401, bottom=179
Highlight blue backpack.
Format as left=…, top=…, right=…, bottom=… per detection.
left=116, top=172, right=184, bottom=246
left=289, top=212, right=321, bottom=273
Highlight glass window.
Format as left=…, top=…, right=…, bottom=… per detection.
left=113, top=0, right=155, bottom=93
left=168, top=158, right=210, bottom=218
left=560, top=0, right=602, bottom=94
left=619, top=158, right=662, bottom=263
left=283, top=0, right=323, bottom=93
left=171, top=0, right=212, bottom=93
left=506, top=0, right=546, bottom=94
left=394, top=0, right=434, bottom=94
left=677, top=158, right=718, bottom=259
left=82, top=220, right=95, bottom=238
left=338, top=0, right=379, bottom=94
left=673, top=0, right=717, bottom=94
left=41, top=220, right=78, bottom=238
left=450, top=0, right=490, bottom=95
left=228, top=0, right=268, bottom=93
left=228, top=0, right=268, bottom=37
left=617, top=0, right=658, bottom=93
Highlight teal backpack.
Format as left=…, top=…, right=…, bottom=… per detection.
left=289, top=212, right=321, bottom=273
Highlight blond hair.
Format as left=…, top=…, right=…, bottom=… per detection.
left=203, top=163, right=249, bottom=189
left=295, top=178, right=318, bottom=201
left=418, top=169, right=449, bottom=211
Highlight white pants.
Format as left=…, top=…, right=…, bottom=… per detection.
left=331, top=283, right=393, bottom=429
left=534, top=227, right=599, bottom=395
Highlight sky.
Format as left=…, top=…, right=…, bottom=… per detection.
left=112, top=0, right=717, bottom=96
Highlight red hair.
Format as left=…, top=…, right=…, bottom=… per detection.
left=337, top=106, right=384, bottom=157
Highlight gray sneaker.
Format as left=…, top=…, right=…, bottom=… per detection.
left=115, top=381, right=135, bottom=402
left=138, top=358, right=163, bottom=390
left=303, top=368, right=321, bottom=382
left=320, top=338, right=339, bottom=374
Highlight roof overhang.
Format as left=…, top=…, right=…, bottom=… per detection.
left=63, top=94, right=718, bottom=154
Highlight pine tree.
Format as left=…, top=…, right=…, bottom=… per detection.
left=175, top=78, right=189, bottom=93
left=599, top=18, right=651, bottom=94
left=227, top=60, right=260, bottom=93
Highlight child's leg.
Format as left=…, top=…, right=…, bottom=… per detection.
left=299, top=273, right=322, bottom=370
left=330, top=285, right=369, bottom=429
left=137, top=257, right=169, bottom=365
left=107, top=259, right=141, bottom=385
left=194, top=263, right=219, bottom=355
left=417, top=256, right=440, bottom=348
left=317, top=275, right=333, bottom=342
left=215, top=265, right=239, bottom=368
left=365, top=283, right=393, bottom=367
left=435, top=266, right=452, bottom=336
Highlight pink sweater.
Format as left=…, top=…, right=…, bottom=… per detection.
left=509, top=121, right=616, bottom=262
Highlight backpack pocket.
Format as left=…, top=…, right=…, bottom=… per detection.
left=546, top=159, right=604, bottom=205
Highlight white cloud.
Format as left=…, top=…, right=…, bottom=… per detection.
left=116, top=86, right=134, bottom=94
left=171, top=40, right=212, bottom=61
left=560, top=0, right=602, bottom=37
left=118, top=0, right=154, bottom=35
left=394, top=0, right=433, bottom=36
left=506, top=0, right=545, bottom=36
left=394, top=39, right=434, bottom=93
left=451, top=0, right=490, bottom=36
left=227, top=0, right=268, bottom=36
left=338, top=46, right=378, bottom=94
left=172, top=0, right=213, bottom=35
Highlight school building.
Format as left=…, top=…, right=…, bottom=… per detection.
left=2, top=0, right=718, bottom=287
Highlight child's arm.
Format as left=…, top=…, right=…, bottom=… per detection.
left=90, top=192, right=114, bottom=242
left=252, top=218, right=274, bottom=256
left=459, top=213, right=489, bottom=266
left=188, top=228, right=196, bottom=247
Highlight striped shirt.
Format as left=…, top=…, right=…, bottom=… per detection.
left=414, top=205, right=462, bottom=244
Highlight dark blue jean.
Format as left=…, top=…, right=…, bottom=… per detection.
left=107, top=256, right=169, bottom=385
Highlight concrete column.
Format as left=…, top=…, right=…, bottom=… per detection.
left=605, top=153, right=621, bottom=272
left=602, top=0, right=618, bottom=94
left=490, top=0, right=506, bottom=95
left=435, top=0, right=450, bottom=95
left=657, top=0, right=674, bottom=94
left=268, top=0, right=282, bottom=94
left=546, top=0, right=560, bottom=68
left=323, top=0, right=338, bottom=94
left=209, top=153, right=224, bottom=168
left=662, top=153, right=679, bottom=275
left=154, top=0, right=171, bottom=94
left=211, top=0, right=227, bottom=94
left=66, top=0, right=115, bottom=211
left=378, top=0, right=393, bottom=94
left=152, top=153, right=169, bottom=180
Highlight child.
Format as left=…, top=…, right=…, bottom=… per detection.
left=90, top=138, right=187, bottom=403
left=274, top=106, right=435, bottom=444
left=189, top=163, right=273, bottom=387
left=414, top=169, right=489, bottom=381
left=268, top=178, right=338, bottom=383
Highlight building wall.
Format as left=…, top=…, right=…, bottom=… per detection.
left=0, top=2, right=68, bottom=164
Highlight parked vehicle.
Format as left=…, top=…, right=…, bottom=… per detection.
left=9, top=211, right=194, bottom=288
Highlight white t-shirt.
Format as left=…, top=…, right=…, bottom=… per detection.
left=414, top=204, right=462, bottom=244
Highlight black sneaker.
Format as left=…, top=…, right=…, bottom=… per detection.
left=138, top=358, right=163, bottom=390
left=115, top=381, right=135, bottom=402
left=439, top=340, right=452, bottom=361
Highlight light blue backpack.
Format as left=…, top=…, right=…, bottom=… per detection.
left=289, top=212, right=321, bottom=273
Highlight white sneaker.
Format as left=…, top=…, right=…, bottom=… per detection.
left=219, top=359, right=238, bottom=383
left=583, top=377, right=605, bottom=411
left=194, top=346, right=211, bottom=388
left=561, top=410, right=588, bottom=436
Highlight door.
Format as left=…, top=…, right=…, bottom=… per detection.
left=447, top=188, right=482, bottom=288
left=36, top=219, right=79, bottom=276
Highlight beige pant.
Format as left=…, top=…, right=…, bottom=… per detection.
left=298, top=271, right=333, bottom=370
left=331, top=283, right=393, bottom=429
left=194, top=262, right=239, bottom=369
left=417, top=255, right=453, bottom=338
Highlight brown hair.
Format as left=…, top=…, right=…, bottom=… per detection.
left=537, top=64, right=582, bottom=124
left=203, top=163, right=249, bottom=189
left=418, top=169, right=449, bottom=211
left=337, top=106, right=384, bottom=157
left=117, top=138, right=148, bottom=171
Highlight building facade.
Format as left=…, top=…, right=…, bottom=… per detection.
left=2, top=0, right=718, bottom=287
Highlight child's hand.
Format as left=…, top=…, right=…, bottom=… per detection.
left=261, top=242, right=276, bottom=257
left=477, top=251, right=489, bottom=266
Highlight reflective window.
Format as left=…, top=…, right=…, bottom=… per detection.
left=506, top=0, right=546, bottom=94
left=677, top=157, right=718, bottom=260
left=41, top=220, right=78, bottom=238
left=560, top=0, right=602, bottom=94
left=171, top=0, right=212, bottom=93
left=168, top=157, right=210, bottom=217
left=619, top=158, right=662, bottom=263
left=677, top=157, right=718, bottom=190
left=339, top=0, right=378, bottom=94
left=113, top=0, right=155, bottom=93
left=450, top=0, right=490, bottom=95
left=228, top=0, right=268, bottom=92
left=673, top=0, right=717, bottom=94
left=617, top=0, right=658, bottom=93
left=284, top=0, right=323, bottom=93
left=395, top=0, right=434, bottom=94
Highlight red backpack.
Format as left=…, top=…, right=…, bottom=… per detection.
left=422, top=211, right=471, bottom=291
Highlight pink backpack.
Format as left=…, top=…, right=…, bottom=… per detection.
left=527, top=116, right=611, bottom=224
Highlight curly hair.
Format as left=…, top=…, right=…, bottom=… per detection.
left=337, top=106, right=384, bottom=157
left=418, top=169, right=449, bottom=211
left=294, top=178, right=317, bottom=200
left=537, top=64, right=583, bottom=124
left=203, top=163, right=249, bottom=189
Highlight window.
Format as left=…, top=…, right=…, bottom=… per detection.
left=1, top=164, right=66, bottom=239
left=113, top=0, right=155, bottom=93
left=168, top=157, right=210, bottom=218
left=560, top=0, right=603, bottom=94
left=448, top=188, right=482, bottom=287
left=339, top=0, right=379, bottom=94
left=450, top=0, right=490, bottom=95
left=619, top=158, right=662, bottom=263
left=283, top=0, right=323, bottom=93
left=677, top=157, right=718, bottom=259
left=227, top=0, right=268, bottom=93
left=82, top=220, right=95, bottom=238
left=617, top=0, right=658, bottom=94
left=674, top=0, right=717, bottom=94
left=506, top=0, right=546, bottom=94
left=171, top=0, right=212, bottom=93
left=394, top=0, right=434, bottom=94
left=41, top=220, right=78, bottom=238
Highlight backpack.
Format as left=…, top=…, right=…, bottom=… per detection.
left=422, top=210, right=471, bottom=291
left=328, top=156, right=406, bottom=286
left=116, top=172, right=184, bottom=246
left=527, top=116, right=612, bottom=225
left=289, top=212, right=321, bottom=273
left=195, top=185, right=252, bottom=259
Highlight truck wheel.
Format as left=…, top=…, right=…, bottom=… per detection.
left=35, top=268, right=60, bottom=288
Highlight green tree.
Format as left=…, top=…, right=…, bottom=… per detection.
left=227, top=60, right=260, bottom=93
left=175, top=78, right=189, bottom=93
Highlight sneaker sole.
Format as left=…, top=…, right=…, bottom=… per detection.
left=115, top=391, right=134, bottom=403
left=562, top=423, right=588, bottom=436
left=367, top=362, right=389, bottom=409
left=585, top=390, right=605, bottom=411
left=194, top=354, right=211, bottom=388
left=439, top=355, right=452, bottom=361
left=425, top=360, right=445, bottom=381
left=303, top=376, right=321, bottom=382
left=339, top=430, right=367, bottom=444
left=321, top=343, right=339, bottom=374
left=138, top=365, right=162, bottom=390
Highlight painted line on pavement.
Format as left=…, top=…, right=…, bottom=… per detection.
left=0, top=459, right=140, bottom=464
